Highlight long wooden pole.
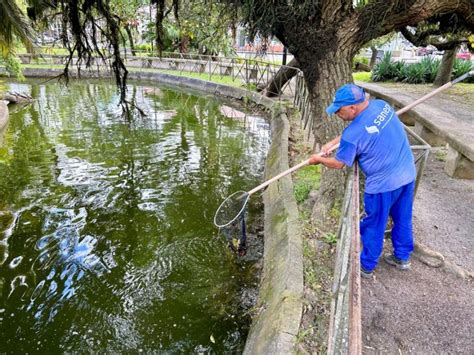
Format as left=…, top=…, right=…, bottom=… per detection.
left=247, top=143, right=340, bottom=196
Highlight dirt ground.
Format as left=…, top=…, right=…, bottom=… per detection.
left=362, top=149, right=474, bottom=354
left=413, top=150, right=474, bottom=272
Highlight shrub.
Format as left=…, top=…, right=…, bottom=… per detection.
left=419, top=56, right=440, bottom=83
left=371, top=52, right=400, bottom=81
left=294, top=182, right=312, bottom=204
left=453, top=58, right=474, bottom=83
left=400, top=57, right=440, bottom=84
left=0, top=54, right=24, bottom=80
left=403, top=62, right=427, bottom=83
left=135, top=43, right=153, bottom=52
left=373, top=54, right=474, bottom=84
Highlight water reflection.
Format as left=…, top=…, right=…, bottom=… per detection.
left=0, top=79, right=270, bottom=352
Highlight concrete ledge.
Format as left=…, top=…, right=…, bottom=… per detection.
left=6, top=66, right=304, bottom=352
left=10, top=67, right=278, bottom=110
left=359, top=82, right=474, bottom=179
left=0, top=100, right=8, bottom=132
left=243, top=110, right=303, bottom=354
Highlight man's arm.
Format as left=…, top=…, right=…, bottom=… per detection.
left=309, top=155, right=345, bottom=169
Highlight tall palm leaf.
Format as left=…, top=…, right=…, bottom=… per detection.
left=0, top=0, right=35, bottom=56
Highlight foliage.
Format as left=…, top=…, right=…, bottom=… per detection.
left=293, top=165, right=320, bottom=204
left=401, top=14, right=473, bottom=53
left=453, top=58, right=474, bottom=83
left=435, top=149, right=447, bottom=162
left=0, top=54, right=24, bottom=79
left=371, top=52, right=405, bottom=82
left=294, top=182, right=313, bottom=204
left=372, top=52, right=473, bottom=84
left=171, top=1, right=237, bottom=56
left=0, top=0, right=35, bottom=56
left=322, top=232, right=338, bottom=245
left=135, top=43, right=153, bottom=52
left=353, top=55, right=369, bottom=66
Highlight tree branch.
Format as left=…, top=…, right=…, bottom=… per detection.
left=354, top=0, right=474, bottom=47
left=400, top=26, right=442, bottom=47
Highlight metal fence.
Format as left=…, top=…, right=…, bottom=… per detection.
left=327, top=165, right=362, bottom=354
left=17, top=52, right=301, bottom=100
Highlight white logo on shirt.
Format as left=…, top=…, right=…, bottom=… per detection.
left=365, top=125, right=380, bottom=134
left=373, top=103, right=394, bottom=129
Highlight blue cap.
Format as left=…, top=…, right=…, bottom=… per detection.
left=326, top=84, right=366, bottom=115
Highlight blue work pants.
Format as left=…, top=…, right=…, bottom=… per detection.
left=360, top=181, right=415, bottom=272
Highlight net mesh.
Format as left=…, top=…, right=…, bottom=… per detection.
left=214, top=191, right=250, bottom=228
left=220, top=213, right=247, bottom=256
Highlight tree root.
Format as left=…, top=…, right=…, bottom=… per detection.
left=413, top=241, right=473, bottom=280
left=412, top=242, right=445, bottom=268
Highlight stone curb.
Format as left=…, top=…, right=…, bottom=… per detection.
left=2, top=67, right=304, bottom=353
left=0, top=101, right=8, bottom=132
left=243, top=110, right=303, bottom=354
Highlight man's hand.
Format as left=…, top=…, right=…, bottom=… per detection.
left=309, top=154, right=322, bottom=165
left=321, top=136, right=341, bottom=156
left=320, top=143, right=334, bottom=156
left=309, top=154, right=345, bottom=169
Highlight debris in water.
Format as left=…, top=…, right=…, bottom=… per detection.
left=219, top=105, right=246, bottom=119
left=143, top=87, right=163, bottom=97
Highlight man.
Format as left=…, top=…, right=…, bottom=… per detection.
left=309, top=84, right=416, bottom=278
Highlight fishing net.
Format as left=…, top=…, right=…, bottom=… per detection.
left=214, top=191, right=250, bottom=256
left=219, top=213, right=247, bottom=256
left=214, top=191, right=250, bottom=228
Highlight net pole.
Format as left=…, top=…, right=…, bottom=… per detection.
left=247, top=143, right=340, bottom=196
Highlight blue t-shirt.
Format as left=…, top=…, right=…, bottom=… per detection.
left=335, top=99, right=416, bottom=194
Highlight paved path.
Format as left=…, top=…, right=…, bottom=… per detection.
left=360, top=82, right=474, bottom=124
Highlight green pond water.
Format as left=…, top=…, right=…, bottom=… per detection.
left=0, top=79, right=270, bottom=353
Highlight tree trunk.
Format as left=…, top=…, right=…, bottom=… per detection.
left=369, top=46, right=378, bottom=68
left=155, top=0, right=165, bottom=56
left=179, top=35, right=189, bottom=53
left=125, top=24, right=136, bottom=56
left=230, top=22, right=237, bottom=47
left=296, top=50, right=353, bottom=226
left=433, top=46, right=459, bottom=87
left=260, top=58, right=299, bottom=97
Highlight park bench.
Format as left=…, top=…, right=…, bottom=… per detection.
left=358, top=82, right=474, bottom=179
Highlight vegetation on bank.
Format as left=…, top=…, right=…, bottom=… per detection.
left=372, top=53, right=474, bottom=84
left=288, top=111, right=339, bottom=353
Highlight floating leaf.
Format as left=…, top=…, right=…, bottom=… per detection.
left=210, top=334, right=215, bottom=343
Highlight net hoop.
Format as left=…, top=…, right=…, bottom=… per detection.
left=213, top=190, right=250, bottom=228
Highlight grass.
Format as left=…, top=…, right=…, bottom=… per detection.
left=434, top=148, right=448, bottom=162
left=21, top=63, right=63, bottom=69
left=293, top=165, right=321, bottom=204
left=16, top=47, right=69, bottom=55
left=353, top=71, right=371, bottom=82
left=145, top=68, right=246, bottom=88
left=322, top=232, right=338, bottom=245
left=2, top=63, right=251, bottom=88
